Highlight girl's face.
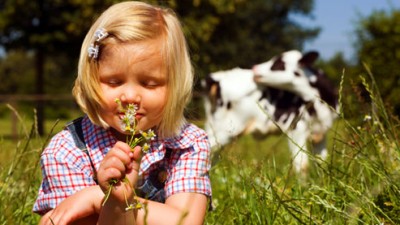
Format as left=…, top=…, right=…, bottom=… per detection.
left=98, top=39, right=167, bottom=140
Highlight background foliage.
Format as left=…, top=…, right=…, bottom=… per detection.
left=0, top=0, right=319, bottom=134
left=354, top=10, right=400, bottom=116
left=2, top=0, right=399, bottom=125
left=0, top=0, right=320, bottom=84
left=1, top=70, right=399, bottom=224
left=1, top=0, right=400, bottom=224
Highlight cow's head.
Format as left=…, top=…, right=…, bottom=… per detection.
left=252, top=50, right=338, bottom=108
left=203, top=68, right=263, bottom=149
left=252, top=50, right=319, bottom=82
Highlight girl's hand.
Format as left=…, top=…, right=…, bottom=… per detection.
left=97, top=141, right=142, bottom=205
left=38, top=186, right=103, bottom=225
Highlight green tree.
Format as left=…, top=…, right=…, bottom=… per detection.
left=315, top=52, right=362, bottom=118
left=316, top=52, right=353, bottom=83
left=173, top=0, right=319, bottom=76
left=0, top=50, right=35, bottom=95
left=0, top=0, right=120, bottom=134
left=0, top=0, right=319, bottom=131
left=354, top=10, right=400, bottom=117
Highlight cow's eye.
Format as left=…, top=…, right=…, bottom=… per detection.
left=227, top=101, right=232, bottom=110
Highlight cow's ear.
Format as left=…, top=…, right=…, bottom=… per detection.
left=299, top=51, right=319, bottom=66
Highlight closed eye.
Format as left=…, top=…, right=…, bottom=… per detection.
left=103, top=78, right=122, bottom=87
left=141, top=80, right=155, bottom=87
left=140, top=79, right=164, bottom=88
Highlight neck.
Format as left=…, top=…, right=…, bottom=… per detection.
left=109, top=127, right=129, bottom=142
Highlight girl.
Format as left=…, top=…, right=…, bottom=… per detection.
left=33, top=1, right=212, bottom=225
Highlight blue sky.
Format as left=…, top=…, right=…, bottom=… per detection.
left=295, top=0, right=400, bottom=61
left=1, top=1, right=398, bottom=60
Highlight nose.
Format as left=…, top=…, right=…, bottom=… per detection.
left=252, top=65, right=263, bottom=82
left=253, top=74, right=262, bottom=82
left=252, top=65, right=259, bottom=74
left=120, top=85, right=141, bottom=105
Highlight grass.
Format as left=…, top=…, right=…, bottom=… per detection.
left=207, top=120, right=399, bottom=224
left=0, top=71, right=399, bottom=224
left=205, top=70, right=400, bottom=224
left=0, top=106, right=70, bottom=225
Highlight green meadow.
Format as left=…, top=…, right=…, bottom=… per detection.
left=1, top=73, right=399, bottom=225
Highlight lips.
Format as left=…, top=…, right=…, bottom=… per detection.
left=117, top=112, right=144, bottom=120
left=117, top=112, right=125, bottom=119
left=135, top=113, right=143, bottom=120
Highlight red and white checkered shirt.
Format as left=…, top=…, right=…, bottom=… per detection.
left=33, top=116, right=212, bottom=215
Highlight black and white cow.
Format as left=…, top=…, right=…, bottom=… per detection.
left=203, top=50, right=338, bottom=173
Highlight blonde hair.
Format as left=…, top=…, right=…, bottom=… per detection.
left=73, top=1, right=193, bottom=138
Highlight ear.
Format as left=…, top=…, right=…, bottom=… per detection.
left=299, top=51, right=319, bottom=66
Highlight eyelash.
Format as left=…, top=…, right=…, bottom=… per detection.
left=102, top=78, right=160, bottom=88
left=141, top=80, right=158, bottom=88
left=107, top=79, right=122, bottom=86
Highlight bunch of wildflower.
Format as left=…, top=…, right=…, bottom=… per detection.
left=102, top=98, right=156, bottom=211
left=116, top=98, right=156, bottom=152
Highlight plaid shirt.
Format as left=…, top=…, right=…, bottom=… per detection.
left=33, top=116, right=212, bottom=215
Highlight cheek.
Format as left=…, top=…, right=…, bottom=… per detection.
left=148, top=86, right=167, bottom=104
left=144, top=91, right=167, bottom=116
left=156, top=90, right=168, bottom=111
left=149, top=95, right=167, bottom=114
left=98, top=96, right=118, bottom=116
left=99, top=86, right=119, bottom=107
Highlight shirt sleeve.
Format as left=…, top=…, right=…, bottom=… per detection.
left=165, top=129, right=212, bottom=198
left=32, top=130, right=96, bottom=215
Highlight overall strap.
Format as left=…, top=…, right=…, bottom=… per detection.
left=65, top=117, right=98, bottom=184
left=136, top=147, right=173, bottom=202
left=165, top=147, right=172, bottom=159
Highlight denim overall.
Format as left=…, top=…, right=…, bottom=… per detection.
left=66, top=117, right=169, bottom=203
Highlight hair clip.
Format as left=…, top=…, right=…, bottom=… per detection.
left=87, top=28, right=108, bottom=59
left=94, top=28, right=108, bottom=42
left=88, top=44, right=99, bottom=59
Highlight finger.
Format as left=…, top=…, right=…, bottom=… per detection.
left=39, top=210, right=53, bottom=225
left=102, top=167, right=124, bottom=184
left=124, top=164, right=140, bottom=188
left=52, top=215, right=66, bottom=225
left=127, top=146, right=142, bottom=173
left=114, top=141, right=135, bottom=156
left=45, top=211, right=66, bottom=225
left=102, top=155, right=129, bottom=172
left=101, top=149, right=133, bottom=173
left=107, top=142, right=134, bottom=164
left=99, top=159, right=126, bottom=185
left=132, top=146, right=143, bottom=162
